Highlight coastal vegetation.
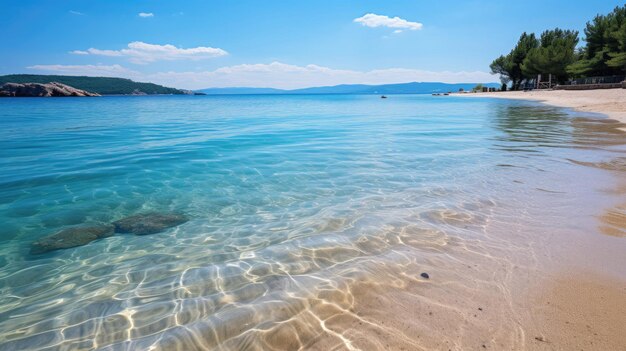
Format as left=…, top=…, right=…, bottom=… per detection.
left=490, top=5, right=626, bottom=89
left=568, top=5, right=626, bottom=77
left=0, top=74, right=186, bottom=95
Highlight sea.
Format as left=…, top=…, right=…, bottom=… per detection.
left=0, top=94, right=624, bottom=350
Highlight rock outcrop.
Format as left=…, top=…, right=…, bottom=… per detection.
left=130, top=88, right=148, bottom=95
left=29, top=212, right=189, bottom=255
left=30, top=224, right=115, bottom=254
left=0, top=82, right=100, bottom=97
left=113, top=213, right=189, bottom=235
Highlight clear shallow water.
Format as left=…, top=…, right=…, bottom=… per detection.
left=0, top=95, right=623, bottom=350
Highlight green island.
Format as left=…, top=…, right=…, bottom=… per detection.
left=0, top=74, right=188, bottom=95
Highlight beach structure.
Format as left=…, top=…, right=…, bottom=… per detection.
left=556, top=75, right=625, bottom=90
left=535, top=74, right=556, bottom=89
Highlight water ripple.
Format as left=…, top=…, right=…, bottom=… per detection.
left=0, top=95, right=624, bottom=350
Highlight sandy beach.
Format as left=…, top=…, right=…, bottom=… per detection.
left=460, top=88, right=626, bottom=124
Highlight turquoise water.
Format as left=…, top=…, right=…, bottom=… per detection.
left=0, top=95, right=622, bottom=350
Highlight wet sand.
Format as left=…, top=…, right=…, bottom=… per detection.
left=364, top=90, right=626, bottom=351
left=307, top=271, right=626, bottom=351
left=460, top=88, right=626, bottom=125
left=528, top=272, right=626, bottom=350
left=300, top=227, right=626, bottom=350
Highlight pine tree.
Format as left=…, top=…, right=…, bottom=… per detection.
left=567, top=5, right=626, bottom=77
left=521, top=29, right=579, bottom=84
left=490, top=33, right=538, bottom=90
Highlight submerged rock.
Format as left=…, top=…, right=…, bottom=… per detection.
left=420, top=272, right=430, bottom=279
left=30, top=224, right=114, bottom=254
left=113, top=213, right=188, bottom=235
left=0, top=82, right=100, bottom=97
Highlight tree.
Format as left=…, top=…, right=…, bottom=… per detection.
left=490, top=32, right=539, bottom=90
left=491, top=5, right=626, bottom=85
left=567, top=5, right=626, bottom=77
left=521, top=28, right=579, bottom=84
left=490, top=55, right=512, bottom=85
left=472, top=83, right=484, bottom=92
left=607, top=11, right=626, bottom=71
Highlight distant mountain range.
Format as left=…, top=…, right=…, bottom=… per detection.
left=0, top=75, right=501, bottom=96
left=0, top=75, right=188, bottom=95
left=199, top=82, right=500, bottom=95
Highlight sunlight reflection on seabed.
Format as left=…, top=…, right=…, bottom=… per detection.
left=0, top=96, right=624, bottom=350
left=0, top=192, right=501, bottom=350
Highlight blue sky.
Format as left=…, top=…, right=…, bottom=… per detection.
left=1, top=0, right=623, bottom=89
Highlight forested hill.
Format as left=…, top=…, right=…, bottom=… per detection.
left=0, top=75, right=186, bottom=95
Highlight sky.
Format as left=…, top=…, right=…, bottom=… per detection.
left=1, top=0, right=624, bottom=89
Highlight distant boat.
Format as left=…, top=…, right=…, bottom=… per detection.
left=381, top=95, right=387, bottom=99
left=432, top=93, right=441, bottom=96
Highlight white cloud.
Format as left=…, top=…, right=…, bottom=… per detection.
left=354, top=13, right=423, bottom=31
left=70, top=41, right=228, bottom=64
left=69, top=10, right=84, bottom=16
left=69, top=50, right=89, bottom=55
left=138, top=12, right=154, bottom=18
left=84, top=48, right=124, bottom=57
left=145, top=62, right=495, bottom=89
left=26, top=64, right=139, bottom=77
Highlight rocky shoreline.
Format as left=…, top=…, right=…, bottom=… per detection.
left=0, top=82, right=100, bottom=97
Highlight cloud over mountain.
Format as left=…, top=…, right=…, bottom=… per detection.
left=70, top=41, right=228, bottom=64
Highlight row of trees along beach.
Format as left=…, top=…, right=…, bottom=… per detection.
left=490, top=5, right=626, bottom=90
